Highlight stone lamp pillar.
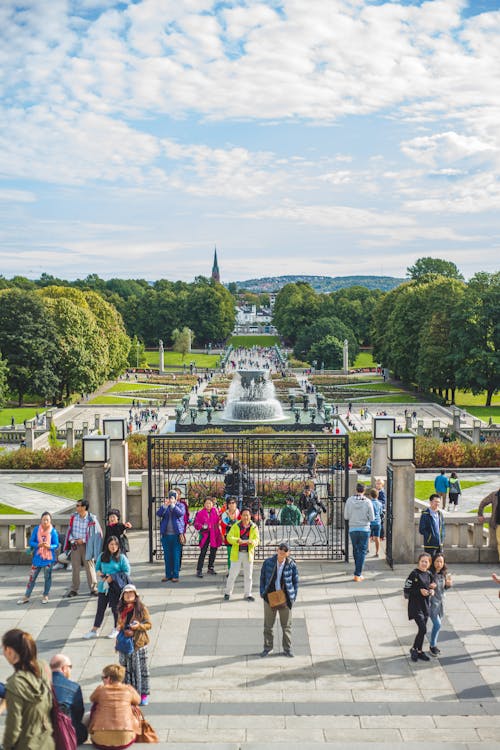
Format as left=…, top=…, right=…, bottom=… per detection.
left=371, top=416, right=395, bottom=482
left=472, top=419, right=481, bottom=446
left=103, top=419, right=129, bottom=520
left=82, top=436, right=111, bottom=526
left=387, top=433, right=416, bottom=565
left=66, top=421, right=74, bottom=449
left=432, top=419, right=440, bottom=440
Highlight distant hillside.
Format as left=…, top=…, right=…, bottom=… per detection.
left=233, top=275, right=404, bottom=293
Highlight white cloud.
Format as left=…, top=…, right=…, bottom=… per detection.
left=0, top=189, right=36, bottom=203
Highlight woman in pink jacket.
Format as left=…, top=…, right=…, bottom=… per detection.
left=194, top=498, right=223, bottom=578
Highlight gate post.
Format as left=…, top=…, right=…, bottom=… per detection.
left=386, top=433, right=416, bottom=565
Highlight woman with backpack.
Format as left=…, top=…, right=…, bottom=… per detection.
left=447, top=473, right=461, bottom=511
left=84, top=537, right=131, bottom=641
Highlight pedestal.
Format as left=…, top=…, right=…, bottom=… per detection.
left=371, top=438, right=388, bottom=482
left=66, top=426, right=74, bottom=449
left=25, top=425, right=34, bottom=449
left=83, top=463, right=111, bottom=527
left=388, top=459, right=415, bottom=564
left=472, top=425, right=481, bottom=445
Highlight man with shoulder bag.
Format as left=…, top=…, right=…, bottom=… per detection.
left=259, top=543, right=299, bottom=658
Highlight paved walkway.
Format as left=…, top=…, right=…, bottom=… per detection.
left=0, top=529, right=499, bottom=748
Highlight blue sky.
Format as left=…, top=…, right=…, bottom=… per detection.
left=1, top=0, right=499, bottom=282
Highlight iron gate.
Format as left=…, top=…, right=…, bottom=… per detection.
left=148, top=433, right=349, bottom=562
left=385, top=465, right=393, bottom=569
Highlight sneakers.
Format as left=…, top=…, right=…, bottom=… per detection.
left=83, top=630, right=98, bottom=639
left=207, top=569, right=217, bottom=575
left=140, top=695, right=149, bottom=706
left=260, top=648, right=273, bottom=657
left=246, top=595, right=255, bottom=601
left=417, top=651, right=430, bottom=662
left=196, top=571, right=203, bottom=578
left=353, top=575, right=364, bottom=582
left=66, top=590, right=78, bottom=598
left=430, top=646, right=441, bottom=656
left=171, top=577, right=179, bottom=582
left=223, top=594, right=230, bottom=600
left=410, top=648, right=419, bottom=662
left=17, top=597, right=30, bottom=605
left=41, top=596, right=49, bottom=604
left=107, top=629, right=119, bottom=639
left=283, top=649, right=294, bottom=657
left=90, top=589, right=98, bottom=596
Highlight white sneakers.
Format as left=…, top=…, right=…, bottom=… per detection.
left=17, top=597, right=30, bottom=605
left=107, top=629, right=119, bottom=639
left=83, top=630, right=98, bottom=639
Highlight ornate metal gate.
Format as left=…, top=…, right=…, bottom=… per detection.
left=148, top=433, right=349, bottom=562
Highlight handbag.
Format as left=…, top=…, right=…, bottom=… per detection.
left=133, top=705, right=159, bottom=743
left=179, top=533, right=186, bottom=545
left=51, top=686, right=77, bottom=750
left=115, top=629, right=135, bottom=654
left=267, top=589, right=287, bottom=609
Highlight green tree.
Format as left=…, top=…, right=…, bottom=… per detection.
left=172, top=327, right=193, bottom=361
left=272, top=283, right=321, bottom=344
left=185, top=280, right=235, bottom=344
left=453, top=272, right=500, bottom=406
left=309, top=335, right=344, bottom=369
left=0, top=289, right=59, bottom=405
left=294, top=316, right=358, bottom=364
left=128, top=336, right=147, bottom=368
left=84, top=291, right=130, bottom=375
left=0, top=350, right=9, bottom=406
left=407, top=257, right=464, bottom=281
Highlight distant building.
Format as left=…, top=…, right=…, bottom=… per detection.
left=211, top=247, right=220, bottom=283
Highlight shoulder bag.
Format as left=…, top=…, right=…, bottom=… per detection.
left=116, top=629, right=135, bottom=654
left=267, top=589, right=287, bottom=609
left=51, top=686, right=77, bottom=750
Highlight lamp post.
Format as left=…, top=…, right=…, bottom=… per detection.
left=103, top=418, right=129, bottom=519
left=82, top=435, right=111, bottom=525
left=386, top=432, right=416, bottom=565
left=370, top=416, right=396, bottom=482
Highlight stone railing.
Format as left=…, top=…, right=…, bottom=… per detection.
left=413, top=512, right=494, bottom=563
left=0, top=515, right=70, bottom=565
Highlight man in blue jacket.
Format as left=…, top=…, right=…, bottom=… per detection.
left=259, top=543, right=299, bottom=658
left=50, top=653, right=88, bottom=745
left=419, top=494, right=445, bottom=556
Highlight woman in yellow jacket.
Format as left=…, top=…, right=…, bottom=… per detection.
left=223, top=509, right=260, bottom=601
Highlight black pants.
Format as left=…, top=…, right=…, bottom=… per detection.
left=93, top=588, right=120, bottom=629
left=197, top=539, right=217, bottom=573
left=412, top=612, right=428, bottom=651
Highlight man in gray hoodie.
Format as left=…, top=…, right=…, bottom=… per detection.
left=344, top=483, right=374, bottom=582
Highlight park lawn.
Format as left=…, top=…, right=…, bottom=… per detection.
left=362, top=394, right=419, bottom=403
left=455, top=389, right=500, bottom=407
left=228, top=335, right=280, bottom=348
left=415, top=479, right=486, bottom=502
left=0, top=407, right=43, bottom=427
left=89, top=395, right=162, bottom=405
left=144, top=351, right=219, bottom=368
left=107, top=383, right=166, bottom=393
left=17, top=481, right=142, bottom=502
left=349, top=382, right=406, bottom=392
left=353, top=351, right=377, bottom=368
left=461, top=406, right=500, bottom=423
left=0, top=502, right=30, bottom=515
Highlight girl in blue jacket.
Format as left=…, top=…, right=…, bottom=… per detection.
left=18, top=511, right=59, bottom=605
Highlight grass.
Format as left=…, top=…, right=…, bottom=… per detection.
left=353, top=351, right=377, bottom=368
left=454, top=389, right=500, bottom=407
left=0, top=502, right=30, bottom=515
left=89, top=395, right=162, bottom=405
left=414, top=479, right=486, bottom=502
left=348, top=382, right=406, bottom=392
left=107, top=383, right=166, bottom=393
left=363, top=394, right=419, bottom=403
left=0, top=407, right=44, bottom=427
left=17, top=481, right=142, bottom=502
left=461, top=406, right=500, bottom=423
left=144, top=351, right=219, bottom=368
left=228, top=335, right=280, bottom=348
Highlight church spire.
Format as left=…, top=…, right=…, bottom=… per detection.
left=211, top=245, right=220, bottom=283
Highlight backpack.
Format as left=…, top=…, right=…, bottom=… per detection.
left=51, top=686, right=77, bottom=750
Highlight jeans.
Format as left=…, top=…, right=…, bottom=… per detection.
left=307, top=509, right=319, bottom=525
left=350, top=530, right=370, bottom=577
left=25, top=564, right=52, bottom=597
left=429, top=611, right=442, bottom=647
left=161, top=534, right=181, bottom=578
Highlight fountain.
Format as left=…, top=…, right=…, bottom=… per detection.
left=222, top=370, right=285, bottom=422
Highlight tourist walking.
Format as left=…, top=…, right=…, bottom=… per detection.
left=116, top=584, right=151, bottom=706
left=219, top=497, right=240, bottom=569
left=88, top=664, right=141, bottom=750
left=429, top=553, right=452, bottom=656
left=368, top=489, right=382, bottom=558
left=419, top=494, right=445, bottom=556
left=403, top=552, right=436, bottom=662
left=434, top=470, right=450, bottom=509
left=447, top=472, right=461, bottom=510
left=63, top=499, right=102, bottom=597
left=344, top=483, right=374, bottom=582
left=1, top=629, right=55, bottom=750
left=478, top=488, right=500, bottom=560
left=259, top=543, right=299, bottom=657
left=306, top=443, right=318, bottom=478
left=194, top=497, right=223, bottom=577
left=50, top=654, right=88, bottom=745
left=17, top=511, right=59, bottom=605
left=156, top=490, right=186, bottom=582
left=224, top=509, right=260, bottom=601
left=84, top=536, right=131, bottom=640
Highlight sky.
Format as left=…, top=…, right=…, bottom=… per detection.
left=1, top=0, right=500, bottom=283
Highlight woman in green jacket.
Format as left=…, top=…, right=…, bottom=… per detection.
left=1, top=629, right=54, bottom=750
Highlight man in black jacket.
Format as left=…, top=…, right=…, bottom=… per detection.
left=259, top=544, right=299, bottom=658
